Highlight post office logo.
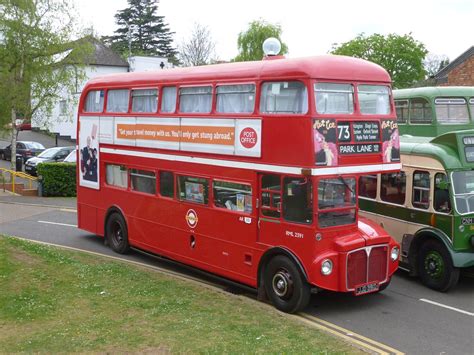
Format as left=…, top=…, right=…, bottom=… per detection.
left=185, top=209, right=198, bottom=228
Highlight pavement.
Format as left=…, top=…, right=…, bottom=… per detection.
left=0, top=190, right=76, bottom=209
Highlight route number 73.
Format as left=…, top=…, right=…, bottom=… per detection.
left=337, top=123, right=351, bottom=141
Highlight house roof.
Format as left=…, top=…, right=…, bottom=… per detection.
left=64, top=37, right=129, bottom=68
left=435, top=46, right=474, bottom=79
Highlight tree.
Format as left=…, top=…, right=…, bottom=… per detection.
left=331, top=33, right=428, bottom=89
left=0, top=0, right=90, bottom=170
left=103, top=0, right=178, bottom=63
left=234, top=20, right=288, bottom=62
left=178, top=23, right=216, bottom=67
left=424, top=53, right=450, bottom=78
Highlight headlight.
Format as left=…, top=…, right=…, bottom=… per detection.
left=390, top=246, right=400, bottom=261
left=321, top=259, right=333, bottom=275
left=459, top=225, right=465, bottom=232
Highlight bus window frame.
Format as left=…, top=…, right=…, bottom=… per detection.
left=159, top=85, right=178, bottom=114
left=395, top=99, right=409, bottom=124
left=83, top=89, right=105, bottom=114
left=178, top=85, right=214, bottom=114
left=105, top=88, right=132, bottom=114
left=177, top=173, right=211, bottom=206
left=212, top=178, right=254, bottom=215
left=434, top=97, right=470, bottom=125
left=380, top=171, right=407, bottom=206
left=411, top=170, right=430, bottom=210
left=130, top=87, right=159, bottom=114
left=158, top=170, right=176, bottom=200
left=104, top=162, right=129, bottom=191
left=356, top=84, right=392, bottom=116
left=316, top=175, right=357, bottom=229
left=129, top=167, right=158, bottom=196
left=215, top=82, right=257, bottom=115
left=433, top=172, right=452, bottom=215
left=408, top=97, right=433, bottom=125
left=259, top=80, right=309, bottom=115
left=313, top=82, right=355, bottom=115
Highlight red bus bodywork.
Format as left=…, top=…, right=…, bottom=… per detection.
left=77, top=55, right=400, bottom=309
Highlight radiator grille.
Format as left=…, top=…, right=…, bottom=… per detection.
left=347, top=245, right=388, bottom=290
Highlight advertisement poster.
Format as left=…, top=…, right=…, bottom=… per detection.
left=381, top=120, right=400, bottom=163
left=185, top=181, right=204, bottom=203
left=79, top=117, right=100, bottom=189
left=313, top=119, right=338, bottom=166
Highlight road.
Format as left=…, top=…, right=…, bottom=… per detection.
left=0, top=199, right=473, bottom=354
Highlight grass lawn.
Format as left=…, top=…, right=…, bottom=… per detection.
left=0, top=236, right=364, bottom=353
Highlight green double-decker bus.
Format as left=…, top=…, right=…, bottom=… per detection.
left=394, top=86, right=474, bottom=137
left=358, top=130, right=474, bottom=291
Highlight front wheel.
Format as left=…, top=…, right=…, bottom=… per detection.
left=106, top=212, right=130, bottom=254
left=263, top=255, right=311, bottom=313
left=418, top=240, right=459, bottom=292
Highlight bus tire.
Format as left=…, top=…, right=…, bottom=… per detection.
left=106, top=212, right=130, bottom=254
left=263, top=255, right=311, bottom=313
left=418, top=240, right=459, bottom=292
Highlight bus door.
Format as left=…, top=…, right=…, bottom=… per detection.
left=258, top=174, right=314, bottom=249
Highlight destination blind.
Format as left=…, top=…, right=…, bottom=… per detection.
left=338, top=121, right=380, bottom=155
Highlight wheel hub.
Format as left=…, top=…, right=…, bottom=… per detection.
left=272, top=270, right=293, bottom=299
left=424, top=251, right=444, bottom=279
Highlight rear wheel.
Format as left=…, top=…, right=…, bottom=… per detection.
left=263, top=255, right=311, bottom=313
left=418, top=240, right=459, bottom=292
left=106, top=212, right=130, bottom=254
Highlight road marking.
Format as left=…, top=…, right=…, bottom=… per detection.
left=60, top=208, right=77, bottom=213
left=420, top=299, right=474, bottom=317
left=299, top=314, right=404, bottom=355
left=38, top=220, right=77, bottom=228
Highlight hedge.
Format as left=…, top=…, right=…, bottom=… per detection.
left=37, top=163, right=77, bottom=197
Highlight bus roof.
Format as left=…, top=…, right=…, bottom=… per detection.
left=84, top=55, right=391, bottom=89
left=394, top=86, right=474, bottom=99
left=400, top=130, right=474, bottom=170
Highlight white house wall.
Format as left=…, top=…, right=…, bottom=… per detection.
left=34, top=65, right=128, bottom=140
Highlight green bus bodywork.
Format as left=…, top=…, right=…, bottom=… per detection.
left=359, top=130, right=474, bottom=290
left=394, top=86, right=474, bottom=137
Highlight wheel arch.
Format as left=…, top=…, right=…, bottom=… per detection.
left=257, top=247, right=308, bottom=289
left=409, top=228, right=454, bottom=275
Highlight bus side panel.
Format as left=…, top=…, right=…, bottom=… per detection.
left=78, top=201, right=98, bottom=235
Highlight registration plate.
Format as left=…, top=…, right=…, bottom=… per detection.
left=354, top=282, right=379, bottom=296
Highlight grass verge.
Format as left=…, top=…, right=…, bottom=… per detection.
left=0, top=235, right=364, bottom=353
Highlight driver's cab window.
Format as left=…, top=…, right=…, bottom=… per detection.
left=283, top=177, right=312, bottom=224
left=434, top=173, right=451, bottom=213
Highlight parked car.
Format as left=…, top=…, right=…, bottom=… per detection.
left=63, top=148, right=77, bottom=163
left=15, top=119, right=32, bottom=131
left=0, top=141, right=45, bottom=162
left=24, top=146, right=75, bottom=176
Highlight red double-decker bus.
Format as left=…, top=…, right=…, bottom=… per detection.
left=77, top=54, right=401, bottom=313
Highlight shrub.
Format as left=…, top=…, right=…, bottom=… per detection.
left=37, top=163, right=76, bottom=197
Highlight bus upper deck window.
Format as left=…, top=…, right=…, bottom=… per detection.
left=358, top=85, right=390, bottom=115
left=469, top=98, right=474, bottom=116
left=84, top=90, right=104, bottom=112
left=314, top=83, right=354, bottom=114
left=395, top=100, right=409, bottom=123
left=435, top=98, right=469, bottom=124
left=161, top=86, right=177, bottom=113
left=106, top=89, right=130, bottom=113
left=409, top=98, right=432, bottom=123
left=179, top=86, right=212, bottom=113
left=131, top=89, right=158, bottom=113
left=216, top=84, right=255, bottom=113
left=260, top=81, right=308, bottom=114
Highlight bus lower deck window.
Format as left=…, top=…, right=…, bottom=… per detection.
left=106, top=164, right=128, bottom=188
left=160, top=171, right=174, bottom=198
left=178, top=176, right=209, bottom=204
left=131, top=169, right=156, bottom=195
left=381, top=172, right=406, bottom=205
left=213, top=180, right=252, bottom=213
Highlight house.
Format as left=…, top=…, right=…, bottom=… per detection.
left=434, top=46, right=474, bottom=86
left=33, top=37, right=170, bottom=140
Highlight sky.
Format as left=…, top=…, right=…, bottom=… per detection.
left=74, top=0, right=474, bottom=62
